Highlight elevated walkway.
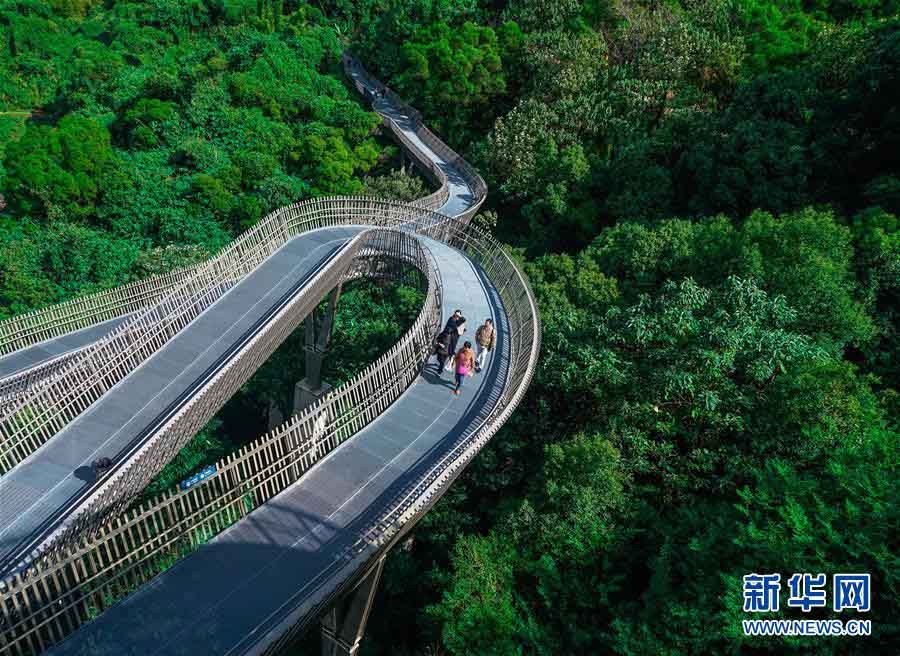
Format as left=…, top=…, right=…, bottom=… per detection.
left=0, top=230, right=359, bottom=572
left=0, top=55, right=537, bottom=656
left=47, top=239, right=508, bottom=655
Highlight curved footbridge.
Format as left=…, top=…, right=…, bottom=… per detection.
left=0, top=56, right=539, bottom=655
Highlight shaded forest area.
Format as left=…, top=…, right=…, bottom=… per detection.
left=1, top=1, right=898, bottom=655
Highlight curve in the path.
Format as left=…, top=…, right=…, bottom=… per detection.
left=0, top=56, right=538, bottom=656
left=47, top=236, right=507, bottom=656
left=0, top=230, right=358, bottom=571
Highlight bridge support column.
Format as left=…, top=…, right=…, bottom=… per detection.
left=268, top=399, right=285, bottom=430
left=294, top=285, right=342, bottom=413
left=321, top=556, right=385, bottom=656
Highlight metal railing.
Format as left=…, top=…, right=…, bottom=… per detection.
left=0, top=227, right=446, bottom=654
left=0, top=218, right=539, bottom=656
left=0, top=53, right=536, bottom=656
left=0, top=350, right=92, bottom=414
left=342, top=54, right=488, bottom=222
left=0, top=265, right=202, bottom=357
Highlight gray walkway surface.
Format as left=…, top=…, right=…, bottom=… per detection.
left=347, top=64, right=475, bottom=218
left=0, top=317, right=129, bottom=380
left=5, top=57, right=502, bottom=655
left=0, top=228, right=361, bottom=570
left=48, top=239, right=508, bottom=656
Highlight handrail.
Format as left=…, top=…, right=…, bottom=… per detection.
left=0, top=265, right=203, bottom=357
left=0, top=201, right=467, bottom=574
left=0, top=348, right=92, bottom=414
left=0, top=217, right=538, bottom=656
left=0, top=53, right=536, bottom=656
left=341, top=53, right=488, bottom=220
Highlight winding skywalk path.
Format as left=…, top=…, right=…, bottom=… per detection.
left=0, top=231, right=357, bottom=572
left=46, top=241, right=507, bottom=656
left=0, top=56, right=539, bottom=655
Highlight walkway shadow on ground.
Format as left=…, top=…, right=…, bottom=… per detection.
left=420, top=365, right=457, bottom=390
left=73, top=466, right=95, bottom=484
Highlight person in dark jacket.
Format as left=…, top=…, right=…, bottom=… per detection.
left=432, top=328, right=454, bottom=374
left=444, top=309, right=466, bottom=355
left=93, top=457, right=113, bottom=480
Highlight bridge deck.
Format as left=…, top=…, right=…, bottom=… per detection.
left=0, top=56, right=505, bottom=655
left=346, top=64, right=476, bottom=219
left=0, top=317, right=129, bottom=380
left=0, top=228, right=361, bottom=569
left=47, top=237, right=508, bottom=655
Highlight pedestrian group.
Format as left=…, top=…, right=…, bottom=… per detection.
left=432, top=310, right=496, bottom=395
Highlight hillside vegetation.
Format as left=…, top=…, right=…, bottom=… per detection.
left=339, top=2, right=899, bottom=654
left=0, top=1, right=897, bottom=654
left=0, top=0, right=386, bottom=317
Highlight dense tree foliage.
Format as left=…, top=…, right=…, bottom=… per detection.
left=335, top=3, right=900, bottom=656
left=1, top=1, right=897, bottom=654
left=391, top=20, right=519, bottom=141
left=361, top=166, right=429, bottom=201
left=0, top=0, right=385, bottom=313
left=396, top=212, right=897, bottom=655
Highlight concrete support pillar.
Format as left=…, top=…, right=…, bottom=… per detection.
left=267, top=399, right=285, bottom=430
left=293, top=378, right=333, bottom=415
left=294, top=285, right=342, bottom=414
left=321, top=557, right=385, bottom=656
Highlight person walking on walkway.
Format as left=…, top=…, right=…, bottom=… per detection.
left=453, top=341, right=475, bottom=395
left=432, top=327, right=453, bottom=375
left=444, top=309, right=466, bottom=356
left=92, top=456, right=113, bottom=480
left=474, top=318, right=495, bottom=373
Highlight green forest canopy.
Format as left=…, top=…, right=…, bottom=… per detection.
left=1, top=1, right=898, bottom=654
left=0, top=0, right=383, bottom=317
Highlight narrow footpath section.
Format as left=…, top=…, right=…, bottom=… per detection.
left=48, top=239, right=509, bottom=656
left=0, top=229, right=360, bottom=570
left=0, top=318, right=129, bottom=382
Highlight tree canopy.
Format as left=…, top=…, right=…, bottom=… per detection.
left=1, top=1, right=897, bottom=654
left=0, top=0, right=384, bottom=312
left=339, top=4, right=899, bottom=655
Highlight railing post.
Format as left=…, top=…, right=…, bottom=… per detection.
left=320, top=555, right=385, bottom=656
